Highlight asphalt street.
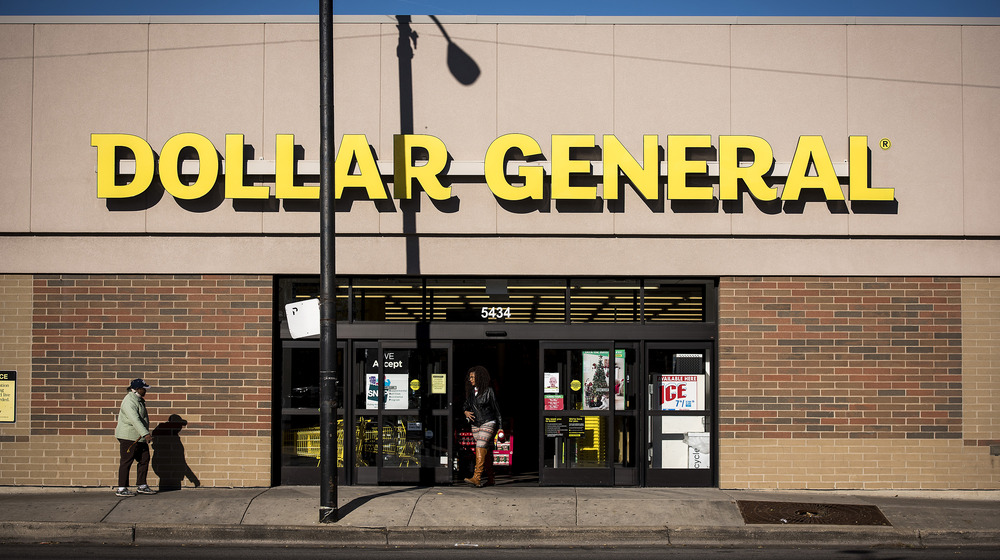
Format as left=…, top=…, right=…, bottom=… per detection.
left=2, top=544, right=999, bottom=560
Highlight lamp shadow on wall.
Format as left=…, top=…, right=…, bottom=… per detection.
left=397, top=15, right=481, bottom=274
left=151, top=413, right=201, bottom=492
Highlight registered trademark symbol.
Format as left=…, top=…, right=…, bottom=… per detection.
left=879, top=138, right=891, bottom=150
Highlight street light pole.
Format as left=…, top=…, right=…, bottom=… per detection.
left=318, top=0, right=338, bottom=524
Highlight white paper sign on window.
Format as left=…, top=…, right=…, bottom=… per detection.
left=384, top=373, right=409, bottom=410
left=686, top=432, right=710, bottom=469
left=659, top=375, right=702, bottom=411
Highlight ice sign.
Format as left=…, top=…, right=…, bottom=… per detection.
left=660, top=375, right=701, bottom=411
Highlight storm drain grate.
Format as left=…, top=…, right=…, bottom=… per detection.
left=736, top=500, right=892, bottom=526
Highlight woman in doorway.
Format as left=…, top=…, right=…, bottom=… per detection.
left=463, top=365, right=502, bottom=487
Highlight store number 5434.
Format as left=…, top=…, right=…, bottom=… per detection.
left=481, top=306, right=511, bottom=319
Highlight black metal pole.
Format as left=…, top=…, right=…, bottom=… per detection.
left=318, top=0, right=338, bottom=524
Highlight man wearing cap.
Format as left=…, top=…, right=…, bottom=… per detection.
left=114, top=378, right=156, bottom=497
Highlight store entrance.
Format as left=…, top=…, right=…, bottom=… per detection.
left=453, top=340, right=540, bottom=484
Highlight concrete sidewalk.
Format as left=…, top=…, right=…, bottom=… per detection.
left=1, top=484, right=998, bottom=548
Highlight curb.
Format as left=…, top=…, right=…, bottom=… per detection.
left=0, top=521, right=134, bottom=545
left=135, top=524, right=388, bottom=547
left=667, top=525, right=920, bottom=548
left=917, top=529, right=1000, bottom=548
left=3, top=521, right=1000, bottom=549
left=385, top=527, right=672, bottom=547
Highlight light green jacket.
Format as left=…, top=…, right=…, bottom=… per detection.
left=115, top=390, right=150, bottom=441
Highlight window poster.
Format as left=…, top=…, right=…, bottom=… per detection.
left=686, top=432, right=710, bottom=469
left=384, top=374, right=409, bottom=409
left=582, top=350, right=624, bottom=410
left=544, top=394, right=564, bottom=411
left=366, top=374, right=380, bottom=410
left=544, top=417, right=567, bottom=438
left=431, top=373, right=447, bottom=394
left=659, top=375, right=703, bottom=411
left=544, top=371, right=560, bottom=394
left=364, top=349, right=411, bottom=410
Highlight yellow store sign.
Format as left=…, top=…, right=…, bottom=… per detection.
left=92, top=133, right=894, bottom=205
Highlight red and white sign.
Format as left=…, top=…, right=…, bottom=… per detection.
left=660, top=375, right=700, bottom=410
left=544, top=395, right=564, bottom=411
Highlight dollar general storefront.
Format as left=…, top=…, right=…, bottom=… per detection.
left=1, top=14, right=999, bottom=490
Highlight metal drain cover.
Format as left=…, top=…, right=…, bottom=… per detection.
left=737, top=500, right=892, bottom=526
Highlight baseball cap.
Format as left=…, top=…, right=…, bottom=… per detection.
left=129, top=378, right=150, bottom=390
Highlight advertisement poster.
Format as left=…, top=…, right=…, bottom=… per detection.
left=0, top=371, right=14, bottom=423
left=544, top=417, right=567, bottom=438
left=659, top=375, right=702, bottom=411
left=566, top=417, right=585, bottom=438
left=544, top=394, right=564, bottom=411
left=366, top=374, right=380, bottom=410
left=365, top=349, right=410, bottom=410
left=384, top=374, right=409, bottom=410
left=543, top=371, right=560, bottom=394
left=582, top=350, right=624, bottom=410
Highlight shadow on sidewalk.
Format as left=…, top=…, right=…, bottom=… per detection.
left=337, top=487, right=427, bottom=519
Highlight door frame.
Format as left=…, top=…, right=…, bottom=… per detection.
left=538, top=341, right=619, bottom=486
left=641, top=341, right=716, bottom=487
left=350, top=339, right=453, bottom=485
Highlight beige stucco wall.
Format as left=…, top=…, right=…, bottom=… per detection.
left=0, top=18, right=998, bottom=275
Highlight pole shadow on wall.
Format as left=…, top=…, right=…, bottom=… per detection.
left=151, top=414, right=201, bottom=491
left=396, top=15, right=480, bottom=275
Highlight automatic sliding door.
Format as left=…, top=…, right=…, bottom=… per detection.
left=540, top=342, right=636, bottom=486
left=353, top=341, right=452, bottom=485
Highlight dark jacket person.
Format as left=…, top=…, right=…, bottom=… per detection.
left=463, top=365, right=502, bottom=487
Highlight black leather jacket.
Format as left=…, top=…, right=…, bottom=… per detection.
left=464, top=386, right=501, bottom=428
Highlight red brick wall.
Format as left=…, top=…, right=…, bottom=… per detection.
left=719, top=277, right=963, bottom=441
left=31, top=274, right=272, bottom=443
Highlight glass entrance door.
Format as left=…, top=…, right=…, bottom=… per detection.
left=352, top=341, right=452, bottom=485
left=539, top=342, right=637, bottom=486
left=644, top=343, right=714, bottom=486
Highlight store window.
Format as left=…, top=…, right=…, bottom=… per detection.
left=352, top=278, right=424, bottom=322
left=426, top=278, right=566, bottom=323
left=643, top=281, right=706, bottom=322
left=568, top=279, right=640, bottom=323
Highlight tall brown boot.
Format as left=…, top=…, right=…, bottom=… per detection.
left=464, top=447, right=486, bottom=487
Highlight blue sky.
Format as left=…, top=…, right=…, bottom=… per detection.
left=1, top=1, right=999, bottom=17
